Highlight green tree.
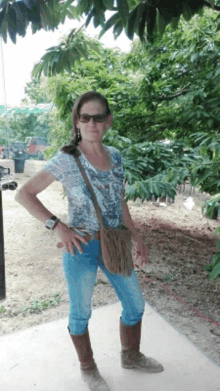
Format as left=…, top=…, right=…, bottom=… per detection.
left=0, top=112, right=50, bottom=145
left=33, top=9, right=220, bottom=144
left=38, top=31, right=199, bottom=201
left=119, top=8, right=220, bottom=141
left=31, top=27, right=101, bottom=79
left=23, top=78, right=51, bottom=104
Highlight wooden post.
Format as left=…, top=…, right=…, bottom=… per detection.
left=0, top=167, right=13, bottom=301
left=0, top=189, right=6, bottom=300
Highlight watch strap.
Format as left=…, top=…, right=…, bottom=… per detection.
left=52, top=218, right=60, bottom=230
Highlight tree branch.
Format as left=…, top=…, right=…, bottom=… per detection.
left=155, top=89, right=190, bottom=101
left=174, top=64, right=200, bottom=79
left=203, top=0, right=220, bottom=12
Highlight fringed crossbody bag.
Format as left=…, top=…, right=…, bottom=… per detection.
left=74, top=153, right=134, bottom=277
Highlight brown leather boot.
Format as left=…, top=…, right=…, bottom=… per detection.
left=69, top=328, right=110, bottom=391
left=120, top=320, right=164, bottom=373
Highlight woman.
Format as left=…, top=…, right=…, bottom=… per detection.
left=15, top=91, right=163, bottom=391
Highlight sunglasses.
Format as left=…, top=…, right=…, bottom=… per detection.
left=78, top=114, right=107, bottom=123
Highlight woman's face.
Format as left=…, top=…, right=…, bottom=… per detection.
left=76, top=100, right=112, bottom=143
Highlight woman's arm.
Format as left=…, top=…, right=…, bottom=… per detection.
left=15, top=168, right=88, bottom=254
left=121, top=199, right=139, bottom=240
left=121, top=199, right=148, bottom=265
left=14, top=169, right=59, bottom=225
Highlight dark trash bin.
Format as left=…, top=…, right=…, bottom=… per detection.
left=13, top=151, right=27, bottom=173
left=13, top=157, right=26, bottom=173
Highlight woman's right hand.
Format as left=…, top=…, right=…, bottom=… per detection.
left=54, top=221, right=88, bottom=255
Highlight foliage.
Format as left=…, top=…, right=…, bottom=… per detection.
left=202, top=194, right=220, bottom=219
left=103, top=131, right=203, bottom=200
left=37, top=19, right=213, bottom=201
left=37, top=37, right=145, bottom=141
left=0, top=0, right=80, bottom=43
left=30, top=9, right=220, bottom=144
left=32, top=28, right=101, bottom=79
left=204, top=227, right=220, bottom=280
left=1, top=0, right=220, bottom=44
left=194, top=131, right=220, bottom=279
left=23, top=78, right=51, bottom=104
left=20, top=293, right=63, bottom=314
left=202, top=195, right=220, bottom=280
left=0, top=112, right=50, bottom=145
left=122, top=9, right=220, bottom=143
left=189, top=133, right=220, bottom=196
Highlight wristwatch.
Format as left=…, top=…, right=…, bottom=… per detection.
left=45, top=215, right=60, bottom=230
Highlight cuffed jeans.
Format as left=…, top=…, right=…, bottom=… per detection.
left=62, top=230, right=145, bottom=335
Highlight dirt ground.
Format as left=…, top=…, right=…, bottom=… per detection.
left=1, top=159, right=220, bottom=367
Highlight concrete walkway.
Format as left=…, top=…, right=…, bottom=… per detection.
left=1, top=302, right=219, bottom=391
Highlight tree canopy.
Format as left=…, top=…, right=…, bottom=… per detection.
left=0, top=0, right=220, bottom=44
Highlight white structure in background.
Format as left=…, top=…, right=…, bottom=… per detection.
left=182, top=196, right=195, bottom=210
left=0, top=103, right=52, bottom=117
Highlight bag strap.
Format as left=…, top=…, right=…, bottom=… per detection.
left=74, top=150, right=104, bottom=229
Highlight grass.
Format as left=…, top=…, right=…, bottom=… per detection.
left=0, top=293, right=63, bottom=316
left=20, top=293, right=63, bottom=313
left=0, top=306, right=7, bottom=314
left=164, top=274, right=176, bottom=282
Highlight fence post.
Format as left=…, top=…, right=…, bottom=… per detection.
left=0, top=167, right=17, bottom=301
left=0, top=189, right=6, bottom=300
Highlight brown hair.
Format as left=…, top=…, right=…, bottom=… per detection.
left=60, top=91, right=111, bottom=157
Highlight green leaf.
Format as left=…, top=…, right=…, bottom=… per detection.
left=73, top=43, right=88, bottom=58
left=0, top=6, right=7, bottom=42
left=98, top=12, right=121, bottom=39
left=207, top=119, right=213, bottom=128
left=209, top=259, right=220, bottom=280
left=0, top=17, right=7, bottom=43
left=138, top=3, right=149, bottom=41
left=204, top=264, right=213, bottom=272
left=93, top=13, right=101, bottom=28
left=209, top=0, right=215, bottom=9
left=66, top=5, right=81, bottom=20
left=77, top=0, right=91, bottom=14
left=202, top=179, right=220, bottom=190
left=116, top=0, right=129, bottom=26
left=23, top=0, right=36, bottom=11
left=0, top=6, right=6, bottom=29
left=126, top=2, right=143, bottom=40
left=197, top=6, right=204, bottom=17
left=190, top=53, right=198, bottom=62
left=85, top=8, right=95, bottom=27
left=170, top=16, right=180, bottom=30
left=14, top=1, right=27, bottom=38
left=103, top=0, right=114, bottom=9
left=182, top=4, right=193, bottom=22
left=113, top=19, right=123, bottom=39
left=156, top=9, right=167, bottom=36
left=146, top=6, right=156, bottom=41
left=7, top=3, right=17, bottom=44
left=93, top=0, right=102, bottom=13
left=26, top=3, right=41, bottom=26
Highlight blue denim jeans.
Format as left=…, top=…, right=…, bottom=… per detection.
left=62, top=230, right=145, bottom=335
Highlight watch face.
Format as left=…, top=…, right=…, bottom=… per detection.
left=46, top=220, right=56, bottom=229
